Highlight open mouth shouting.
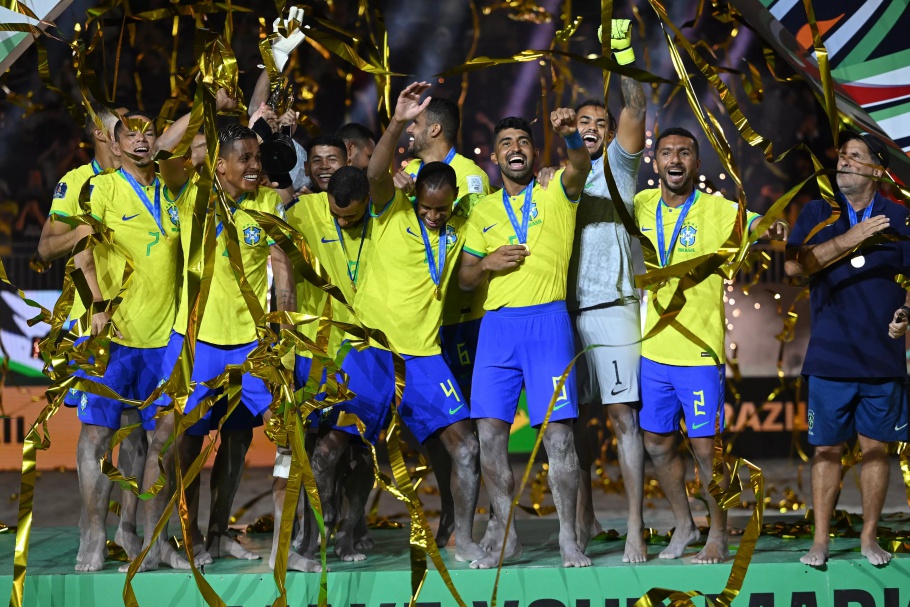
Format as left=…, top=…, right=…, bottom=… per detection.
left=507, top=154, right=527, bottom=170
left=664, top=165, right=687, bottom=187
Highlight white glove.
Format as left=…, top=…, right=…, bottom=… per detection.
left=272, top=6, right=307, bottom=71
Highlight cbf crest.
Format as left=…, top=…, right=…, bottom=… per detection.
left=167, top=203, right=179, bottom=227
left=679, top=223, right=697, bottom=249
left=444, top=225, right=458, bottom=249
left=243, top=225, right=263, bottom=246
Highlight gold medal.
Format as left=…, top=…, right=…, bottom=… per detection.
left=435, top=286, right=441, bottom=300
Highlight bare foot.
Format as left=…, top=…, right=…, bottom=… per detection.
left=479, top=515, right=503, bottom=552
left=435, top=508, right=455, bottom=548
left=75, top=549, right=105, bottom=572
left=861, top=539, right=892, bottom=566
left=560, top=535, right=592, bottom=568
left=622, top=527, right=647, bottom=563
left=119, top=541, right=191, bottom=572
left=192, top=549, right=214, bottom=566
left=208, top=534, right=261, bottom=560
left=470, top=534, right=521, bottom=569
left=75, top=528, right=106, bottom=572
left=354, top=517, right=374, bottom=551
left=161, top=542, right=192, bottom=569
left=114, top=526, right=143, bottom=562
left=270, top=550, right=324, bottom=572
left=659, top=524, right=700, bottom=560
left=692, top=536, right=728, bottom=564
left=334, top=530, right=366, bottom=562
left=800, top=541, right=829, bottom=567
left=454, top=541, right=488, bottom=563
left=575, top=508, right=603, bottom=552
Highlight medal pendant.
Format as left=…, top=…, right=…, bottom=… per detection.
left=851, top=255, right=865, bottom=269
left=435, top=287, right=441, bottom=300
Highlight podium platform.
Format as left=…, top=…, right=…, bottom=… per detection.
left=2, top=517, right=909, bottom=606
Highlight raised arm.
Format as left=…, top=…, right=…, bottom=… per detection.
left=156, top=88, right=237, bottom=195
left=551, top=108, right=592, bottom=200
left=616, top=76, right=647, bottom=154
left=251, top=6, right=307, bottom=115
left=609, top=19, right=647, bottom=154
left=368, top=81, right=432, bottom=210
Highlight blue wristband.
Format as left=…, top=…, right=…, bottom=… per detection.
left=564, top=131, right=584, bottom=150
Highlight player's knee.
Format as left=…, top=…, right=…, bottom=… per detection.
left=451, top=432, right=479, bottom=467
left=642, top=434, right=674, bottom=461
left=608, top=406, right=639, bottom=439
left=812, top=443, right=844, bottom=463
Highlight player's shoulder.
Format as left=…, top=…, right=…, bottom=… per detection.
left=468, top=189, right=502, bottom=220
left=251, top=186, right=283, bottom=210
left=284, top=191, right=327, bottom=217
left=878, top=195, right=909, bottom=220
left=58, top=162, right=95, bottom=186
left=633, top=187, right=661, bottom=209
left=452, top=153, right=488, bottom=178
left=404, top=158, right=420, bottom=176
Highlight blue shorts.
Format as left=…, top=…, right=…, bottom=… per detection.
left=295, top=354, right=327, bottom=428
left=440, top=318, right=482, bottom=401
left=160, top=332, right=271, bottom=436
left=63, top=320, right=89, bottom=407
left=75, top=342, right=164, bottom=431
left=327, top=347, right=470, bottom=444
left=640, top=358, right=725, bottom=437
left=470, top=301, right=578, bottom=427
left=807, top=376, right=909, bottom=446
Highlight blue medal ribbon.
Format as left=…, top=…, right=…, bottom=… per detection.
left=417, top=211, right=446, bottom=299
left=215, top=193, right=247, bottom=237
left=118, top=169, right=163, bottom=232
left=502, top=179, right=535, bottom=244
left=655, top=189, right=698, bottom=268
left=333, top=215, right=369, bottom=290
left=846, top=198, right=874, bottom=226
left=91, top=159, right=101, bottom=175
left=411, top=147, right=457, bottom=178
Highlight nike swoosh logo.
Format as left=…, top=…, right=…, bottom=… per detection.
left=553, top=401, right=570, bottom=411
left=483, top=224, right=497, bottom=233
left=406, top=227, right=421, bottom=238
left=320, top=236, right=338, bottom=244
left=122, top=213, right=140, bottom=221
left=448, top=404, right=464, bottom=415
left=690, top=420, right=709, bottom=430
left=610, top=386, right=629, bottom=396
left=895, top=423, right=908, bottom=432
left=641, top=227, right=653, bottom=232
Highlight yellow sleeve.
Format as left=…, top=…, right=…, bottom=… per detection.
left=50, top=170, right=86, bottom=218
left=463, top=210, right=487, bottom=257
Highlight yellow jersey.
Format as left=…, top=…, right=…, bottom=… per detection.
left=51, top=160, right=102, bottom=218
left=634, top=188, right=759, bottom=366
left=464, top=170, right=579, bottom=310
left=51, top=160, right=113, bottom=325
left=283, top=193, right=371, bottom=356
left=88, top=169, right=181, bottom=348
left=357, top=190, right=465, bottom=356
left=171, top=183, right=279, bottom=346
left=406, top=152, right=490, bottom=326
